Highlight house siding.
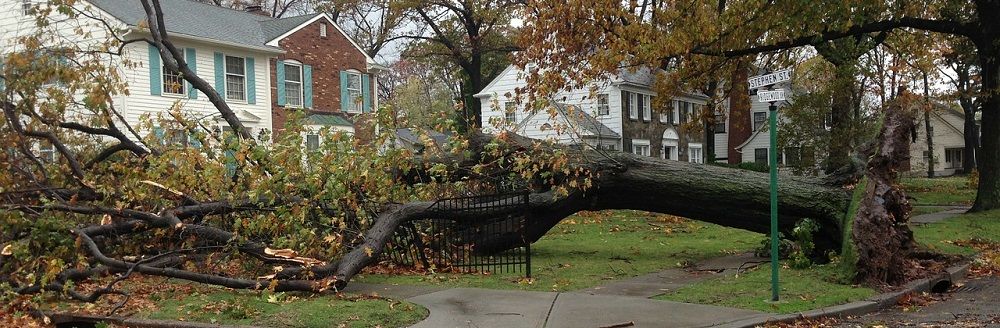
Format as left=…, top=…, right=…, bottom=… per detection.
left=270, top=18, right=370, bottom=136
left=908, top=110, right=967, bottom=177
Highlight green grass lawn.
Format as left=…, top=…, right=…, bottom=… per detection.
left=142, top=287, right=428, bottom=328
left=355, top=210, right=762, bottom=291
left=902, top=176, right=976, bottom=206
left=912, top=209, right=1000, bottom=255
left=655, top=263, right=874, bottom=313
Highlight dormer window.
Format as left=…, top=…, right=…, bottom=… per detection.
left=320, top=23, right=328, bottom=37
left=22, top=0, right=32, bottom=15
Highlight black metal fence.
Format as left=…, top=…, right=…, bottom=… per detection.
left=382, top=191, right=532, bottom=278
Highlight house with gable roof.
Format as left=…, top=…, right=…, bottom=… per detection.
left=475, top=64, right=710, bottom=162
left=1, top=0, right=381, bottom=148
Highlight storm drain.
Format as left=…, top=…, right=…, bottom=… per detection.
left=952, top=280, right=992, bottom=293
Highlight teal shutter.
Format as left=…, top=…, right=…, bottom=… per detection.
left=276, top=60, right=285, bottom=106
left=340, top=70, right=349, bottom=111
left=185, top=48, right=197, bottom=99
left=361, top=73, right=371, bottom=113
left=148, top=44, right=162, bottom=96
left=0, top=59, right=5, bottom=92
left=152, top=126, right=165, bottom=145
left=245, top=57, right=256, bottom=105
left=213, top=52, right=225, bottom=97
left=189, top=133, right=202, bottom=149
left=303, top=65, right=313, bottom=109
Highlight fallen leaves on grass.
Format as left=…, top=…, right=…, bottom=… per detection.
left=761, top=316, right=840, bottom=327
left=951, top=239, right=1000, bottom=277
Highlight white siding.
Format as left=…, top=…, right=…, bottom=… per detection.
left=1, top=0, right=275, bottom=139
left=118, top=40, right=274, bottom=136
left=909, top=110, right=967, bottom=177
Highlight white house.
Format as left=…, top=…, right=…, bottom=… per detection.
left=475, top=65, right=711, bottom=162
left=0, top=0, right=288, bottom=140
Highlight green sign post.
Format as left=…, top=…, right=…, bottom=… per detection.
left=750, top=71, right=790, bottom=303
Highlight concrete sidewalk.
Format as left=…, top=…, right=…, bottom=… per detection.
left=910, top=206, right=971, bottom=224
left=343, top=253, right=774, bottom=328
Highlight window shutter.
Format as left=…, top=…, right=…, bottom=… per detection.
left=185, top=48, right=197, bottom=99
left=189, top=133, right=202, bottom=149
left=245, top=57, right=256, bottom=104
left=361, top=73, right=371, bottom=112
left=637, top=95, right=644, bottom=121
left=148, top=44, right=162, bottom=96
left=152, top=126, right=165, bottom=146
left=0, top=59, right=5, bottom=92
left=303, top=65, right=313, bottom=108
left=213, top=52, right=225, bottom=97
left=275, top=60, right=285, bottom=106
left=340, top=70, right=349, bottom=111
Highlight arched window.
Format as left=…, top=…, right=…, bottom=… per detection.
left=662, top=128, right=679, bottom=160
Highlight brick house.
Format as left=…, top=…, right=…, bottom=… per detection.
left=262, top=13, right=386, bottom=138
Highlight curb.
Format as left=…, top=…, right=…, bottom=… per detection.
left=717, top=260, right=973, bottom=328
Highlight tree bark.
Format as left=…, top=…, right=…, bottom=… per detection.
left=333, top=148, right=851, bottom=289
left=924, top=73, right=935, bottom=178
left=972, top=51, right=999, bottom=211
left=852, top=98, right=917, bottom=286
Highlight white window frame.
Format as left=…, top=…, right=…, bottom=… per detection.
left=597, top=93, right=609, bottom=116
left=224, top=55, right=247, bottom=102
left=320, top=23, right=328, bottom=37
left=167, top=128, right=188, bottom=148
left=631, top=139, right=650, bottom=157
left=629, top=92, right=638, bottom=120
left=37, top=140, right=56, bottom=163
left=346, top=71, right=363, bottom=113
left=283, top=62, right=304, bottom=107
left=305, top=133, right=320, bottom=152
left=162, top=63, right=185, bottom=96
left=688, top=143, right=703, bottom=164
left=672, top=100, right=680, bottom=124
left=755, top=148, right=768, bottom=164
left=642, top=94, right=652, bottom=122
left=504, top=101, right=517, bottom=123
left=945, top=148, right=964, bottom=169
left=21, top=0, right=33, bottom=15
left=753, top=111, right=767, bottom=130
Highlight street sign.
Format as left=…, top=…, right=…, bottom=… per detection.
left=748, top=69, right=792, bottom=89
left=757, top=90, right=786, bottom=103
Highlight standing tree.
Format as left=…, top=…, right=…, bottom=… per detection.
left=397, top=0, right=521, bottom=131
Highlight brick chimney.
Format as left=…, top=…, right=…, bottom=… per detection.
left=244, top=5, right=269, bottom=16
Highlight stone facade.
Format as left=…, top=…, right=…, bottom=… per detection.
left=269, top=17, right=372, bottom=135
left=620, top=91, right=706, bottom=161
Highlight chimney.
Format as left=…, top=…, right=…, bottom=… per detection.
left=244, top=5, right=269, bottom=16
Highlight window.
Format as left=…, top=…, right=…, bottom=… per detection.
left=626, top=91, right=637, bottom=120
left=661, top=100, right=674, bottom=124
left=346, top=71, right=363, bottom=112
left=224, top=55, right=246, bottom=101
left=690, top=104, right=700, bottom=123
left=753, top=111, right=767, bottom=130
left=38, top=140, right=55, bottom=163
left=525, top=64, right=537, bottom=76
left=284, top=63, right=303, bottom=107
left=945, top=148, right=964, bottom=169
left=688, top=144, right=703, bottom=164
left=631, top=139, right=650, bottom=157
left=642, top=94, right=652, bottom=122
left=784, top=147, right=801, bottom=167
left=504, top=101, right=517, bottom=122
left=714, top=114, right=726, bottom=133
left=754, top=148, right=768, bottom=164
left=162, top=63, right=185, bottom=95
left=320, top=23, right=328, bottom=37
left=21, top=0, right=31, bottom=15
left=167, top=129, right=188, bottom=148
left=679, top=101, right=689, bottom=123
left=597, top=94, right=609, bottom=116
left=601, top=144, right=616, bottom=151
left=306, top=134, right=320, bottom=152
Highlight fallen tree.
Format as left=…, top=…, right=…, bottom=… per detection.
left=0, top=0, right=922, bottom=311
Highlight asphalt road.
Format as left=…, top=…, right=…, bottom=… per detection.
left=836, top=277, right=1000, bottom=327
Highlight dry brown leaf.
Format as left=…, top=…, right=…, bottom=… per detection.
left=1, top=244, right=12, bottom=256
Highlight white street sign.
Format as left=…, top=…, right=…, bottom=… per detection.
left=758, top=90, right=786, bottom=103
left=748, top=69, right=792, bottom=89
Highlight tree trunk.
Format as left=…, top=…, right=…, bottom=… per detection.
left=961, top=98, right=979, bottom=173
left=825, top=64, right=855, bottom=174
left=924, top=73, right=935, bottom=178
left=727, top=62, right=752, bottom=164
left=853, top=98, right=917, bottom=286
left=333, top=148, right=851, bottom=289
left=971, top=50, right=999, bottom=211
